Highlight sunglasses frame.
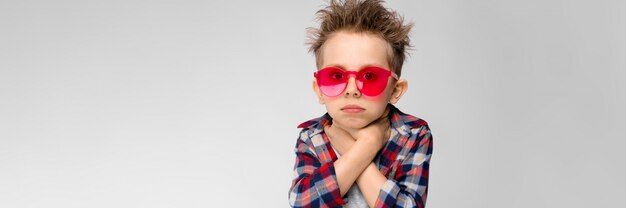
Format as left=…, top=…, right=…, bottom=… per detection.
left=314, top=66, right=398, bottom=97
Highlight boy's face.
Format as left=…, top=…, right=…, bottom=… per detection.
left=313, top=31, right=407, bottom=130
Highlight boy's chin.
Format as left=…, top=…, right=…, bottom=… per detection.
left=333, top=117, right=373, bottom=130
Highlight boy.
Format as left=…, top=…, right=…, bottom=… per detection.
left=289, top=0, right=433, bottom=207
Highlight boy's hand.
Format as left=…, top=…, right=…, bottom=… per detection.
left=324, top=124, right=355, bottom=155
left=350, top=107, right=391, bottom=150
left=327, top=107, right=392, bottom=154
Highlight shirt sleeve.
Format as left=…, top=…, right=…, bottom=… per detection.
left=374, top=125, right=433, bottom=208
left=288, top=133, right=346, bottom=208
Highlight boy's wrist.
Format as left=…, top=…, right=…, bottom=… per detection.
left=331, top=118, right=389, bottom=150
left=357, top=135, right=386, bottom=152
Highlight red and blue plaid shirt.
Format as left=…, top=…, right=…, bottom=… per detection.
left=288, top=104, right=433, bottom=208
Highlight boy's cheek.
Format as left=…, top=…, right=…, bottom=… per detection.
left=321, top=95, right=341, bottom=102
left=363, top=94, right=388, bottom=102
left=363, top=89, right=394, bottom=104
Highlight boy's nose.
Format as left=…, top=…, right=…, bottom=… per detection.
left=344, top=77, right=361, bottom=97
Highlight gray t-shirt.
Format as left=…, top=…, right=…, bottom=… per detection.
left=330, top=145, right=369, bottom=208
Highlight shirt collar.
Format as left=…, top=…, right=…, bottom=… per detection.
left=297, top=104, right=427, bottom=136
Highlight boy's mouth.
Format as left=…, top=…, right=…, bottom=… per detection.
left=341, top=105, right=365, bottom=113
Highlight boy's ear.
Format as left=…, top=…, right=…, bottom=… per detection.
left=389, top=79, right=408, bottom=104
left=312, top=80, right=325, bottom=104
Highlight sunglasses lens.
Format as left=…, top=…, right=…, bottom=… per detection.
left=319, top=84, right=346, bottom=97
left=358, top=67, right=390, bottom=96
left=318, top=68, right=346, bottom=85
left=316, top=67, right=347, bottom=96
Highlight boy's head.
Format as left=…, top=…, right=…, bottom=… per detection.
left=308, top=0, right=412, bottom=77
left=308, top=0, right=413, bottom=130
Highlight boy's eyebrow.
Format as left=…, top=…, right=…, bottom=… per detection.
left=322, top=64, right=347, bottom=69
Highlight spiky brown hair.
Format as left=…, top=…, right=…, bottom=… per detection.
left=307, top=0, right=413, bottom=77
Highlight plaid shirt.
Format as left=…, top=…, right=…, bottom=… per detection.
left=288, top=104, right=433, bottom=208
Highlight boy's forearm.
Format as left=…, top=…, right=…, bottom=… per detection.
left=356, top=162, right=387, bottom=207
left=333, top=138, right=380, bottom=196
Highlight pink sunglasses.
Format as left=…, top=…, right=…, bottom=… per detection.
left=314, top=66, right=398, bottom=97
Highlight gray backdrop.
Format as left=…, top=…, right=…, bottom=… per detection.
left=1, top=0, right=624, bottom=207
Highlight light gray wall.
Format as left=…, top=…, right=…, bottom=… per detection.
left=1, top=0, right=624, bottom=207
